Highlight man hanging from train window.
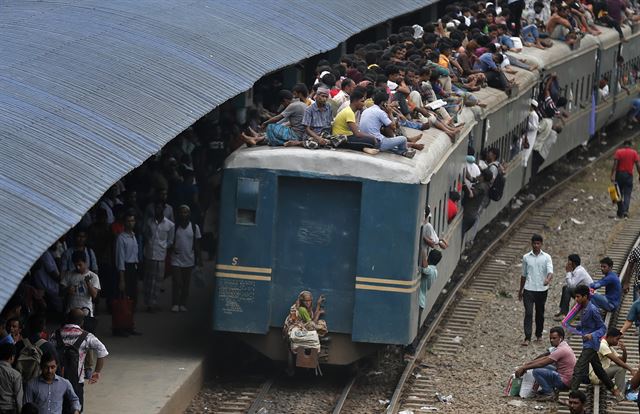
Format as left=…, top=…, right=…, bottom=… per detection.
left=461, top=169, right=492, bottom=247
left=447, top=191, right=461, bottom=223
left=531, top=119, right=562, bottom=176
left=404, top=249, right=442, bottom=359
left=485, top=147, right=503, bottom=184
left=421, top=206, right=448, bottom=252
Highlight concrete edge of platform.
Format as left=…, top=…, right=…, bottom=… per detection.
left=158, top=359, right=204, bottom=414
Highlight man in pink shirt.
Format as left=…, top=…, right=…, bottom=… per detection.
left=515, top=326, right=576, bottom=400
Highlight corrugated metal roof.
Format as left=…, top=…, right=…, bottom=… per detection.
left=0, top=0, right=432, bottom=308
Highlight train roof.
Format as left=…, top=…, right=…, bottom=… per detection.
left=225, top=28, right=628, bottom=185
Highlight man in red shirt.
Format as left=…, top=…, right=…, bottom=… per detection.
left=447, top=191, right=460, bottom=223
left=611, top=140, right=640, bottom=218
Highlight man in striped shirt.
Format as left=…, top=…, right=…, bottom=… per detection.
left=302, top=86, right=334, bottom=148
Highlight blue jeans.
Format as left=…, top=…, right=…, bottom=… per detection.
left=590, top=293, right=616, bottom=312
left=629, top=99, right=640, bottom=120
left=616, top=171, right=633, bottom=217
left=532, top=365, right=568, bottom=394
left=521, top=24, right=539, bottom=44
left=378, top=136, right=408, bottom=154
left=398, top=119, right=423, bottom=130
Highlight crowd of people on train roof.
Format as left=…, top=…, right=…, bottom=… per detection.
left=2, top=0, right=640, bottom=412
left=236, top=0, right=640, bottom=159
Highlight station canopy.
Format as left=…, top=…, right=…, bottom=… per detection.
left=0, top=0, right=433, bottom=308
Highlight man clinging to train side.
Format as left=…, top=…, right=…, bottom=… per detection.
left=519, top=234, right=553, bottom=346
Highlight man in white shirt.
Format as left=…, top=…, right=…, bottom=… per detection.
left=331, top=78, right=355, bottom=115
left=61, top=251, right=101, bottom=318
left=50, top=309, right=108, bottom=409
left=143, top=203, right=174, bottom=312
left=523, top=99, right=539, bottom=167
left=519, top=234, right=553, bottom=346
left=420, top=206, right=448, bottom=267
left=169, top=205, right=202, bottom=313
left=359, top=90, right=416, bottom=158
left=555, top=254, right=593, bottom=321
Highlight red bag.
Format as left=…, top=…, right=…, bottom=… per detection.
left=112, top=297, right=134, bottom=331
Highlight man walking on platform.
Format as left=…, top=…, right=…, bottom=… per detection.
left=115, top=210, right=141, bottom=336
left=611, top=139, right=640, bottom=218
left=519, top=234, right=553, bottom=346
left=143, top=203, right=174, bottom=312
left=566, top=285, right=622, bottom=398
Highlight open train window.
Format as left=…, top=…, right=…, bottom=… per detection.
left=236, top=177, right=259, bottom=225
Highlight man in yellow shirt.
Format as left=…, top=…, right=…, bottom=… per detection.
left=331, top=88, right=379, bottom=154
left=588, top=327, right=635, bottom=391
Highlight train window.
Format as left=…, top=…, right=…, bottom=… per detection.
left=438, top=199, right=443, bottom=234
left=442, top=192, right=447, bottom=230
left=236, top=177, right=259, bottom=225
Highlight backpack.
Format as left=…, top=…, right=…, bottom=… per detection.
left=488, top=162, right=506, bottom=201
left=15, top=338, right=47, bottom=382
left=54, top=329, right=88, bottom=390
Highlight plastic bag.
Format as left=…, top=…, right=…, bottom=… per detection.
left=626, top=383, right=639, bottom=401
left=192, top=266, right=207, bottom=288
left=504, top=374, right=522, bottom=397
left=608, top=184, right=621, bottom=203
left=519, top=370, right=536, bottom=398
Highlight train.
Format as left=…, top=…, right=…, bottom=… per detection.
left=212, top=25, right=640, bottom=365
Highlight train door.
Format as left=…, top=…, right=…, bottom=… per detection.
left=271, top=176, right=362, bottom=334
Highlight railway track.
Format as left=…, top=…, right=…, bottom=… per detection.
left=577, top=231, right=640, bottom=414
left=209, top=372, right=356, bottom=414
left=385, top=139, right=636, bottom=414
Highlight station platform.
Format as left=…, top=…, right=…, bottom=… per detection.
left=82, top=265, right=214, bottom=414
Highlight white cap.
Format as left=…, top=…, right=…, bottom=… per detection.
left=412, top=24, right=424, bottom=39
left=530, top=99, right=538, bottom=107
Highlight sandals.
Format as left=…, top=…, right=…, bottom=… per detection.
left=303, top=140, right=319, bottom=149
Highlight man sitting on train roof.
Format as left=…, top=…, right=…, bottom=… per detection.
left=359, top=90, right=422, bottom=158
left=473, top=47, right=514, bottom=95
left=239, top=87, right=307, bottom=147
left=546, top=5, right=579, bottom=47
left=299, top=86, right=344, bottom=149
left=331, top=87, right=380, bottom=154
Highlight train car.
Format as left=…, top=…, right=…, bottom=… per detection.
left=212, top=31, right=640, bottom=365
